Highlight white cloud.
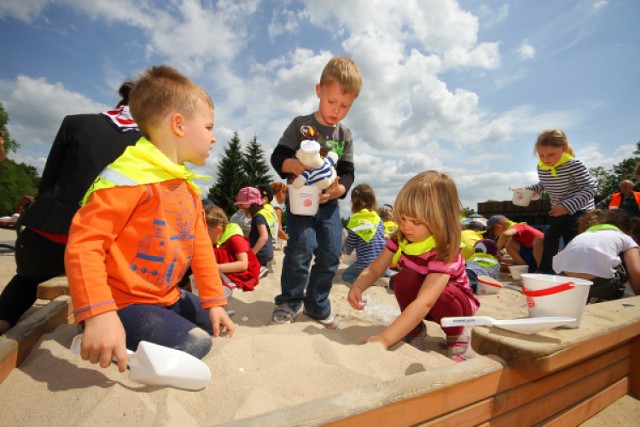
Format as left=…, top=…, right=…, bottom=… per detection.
left=517, top=41, right=536, bottom=60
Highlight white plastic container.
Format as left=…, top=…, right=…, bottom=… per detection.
left=288, top=185, right=320, bottom=215
left=511, top=188, right=537, bottom=206
left=477, top=275, right=502, bottom=295
left=508, top=265, right=529, bottom=280
left=521, top=273, right=592, bottom=328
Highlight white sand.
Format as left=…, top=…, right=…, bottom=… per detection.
left=0, top=228, right=638, bottom=425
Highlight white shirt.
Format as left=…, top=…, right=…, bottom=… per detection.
left=553, top=229, right=637, bottom=278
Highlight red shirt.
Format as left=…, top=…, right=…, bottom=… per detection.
left=510, top=223, right=544, bottom=248
left=214, top=234, right=261, bottom=291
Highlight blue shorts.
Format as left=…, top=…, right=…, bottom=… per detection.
left=519, top=246, right=536, bottom=271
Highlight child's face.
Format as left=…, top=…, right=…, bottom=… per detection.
left=398, top=215, right=431, bottom=242
left=491, top=224, right=504, bottom=237
left=207, top=225, right=223, bottom=244
left=315, top=82, right=357, bottom=127
left=537, top=145, right=567, bottom=167
left=180, top=101, right=215, bottom=166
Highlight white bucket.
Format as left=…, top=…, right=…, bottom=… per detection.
left=508, top=264, right=529, bottom=280
left=521, top=273, right=592, bottom=328
left=288, top=185, right=320, bottom=216
left=511, top=188, right=537, bottom=206
left=477, top=275, right=502, bottom=295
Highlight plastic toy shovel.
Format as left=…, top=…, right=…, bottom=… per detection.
left=71, top=334, right=212, bottom=390
left=441, top=316, right=576, bottom=335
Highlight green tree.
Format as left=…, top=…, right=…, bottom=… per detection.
left=207, top=132, right=248, bottom=216
left=0, top=102, right=20, bottom=153
left=592, top=141, right=640, bottom=198
left=0, top=160, right=40, bottom=215
left=243, top=135, right=272, bottom=186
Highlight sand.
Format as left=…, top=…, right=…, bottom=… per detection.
left=0, top=228, right=638, bottom=425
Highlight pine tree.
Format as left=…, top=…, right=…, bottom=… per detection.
left=207, top=132, right=248, bottom=216
left=243, top=135, right=273, bottom=187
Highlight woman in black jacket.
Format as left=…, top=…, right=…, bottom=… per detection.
left=0, top=82, right=141, bottom=333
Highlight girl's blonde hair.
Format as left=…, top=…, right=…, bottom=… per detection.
left=533, top=128, right=575, bottom=157
left=129, top=65, right=214, bottom=138
left=204, top=205, right=228, bottom=229
left=393, top=171, right=462, bottom=262
left=350, top=183, right=377, bottom=213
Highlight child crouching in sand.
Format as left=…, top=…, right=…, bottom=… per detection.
left=204, top=205, right=261, bottom=292
left=347, top=171, right=479, bottom=362
left=65, top=66, right=235, bottom=371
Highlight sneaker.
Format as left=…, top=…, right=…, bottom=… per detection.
left=259, top=266, right=269, bottom=278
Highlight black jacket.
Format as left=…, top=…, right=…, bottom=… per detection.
left=20, top=114, right=140, bottom=234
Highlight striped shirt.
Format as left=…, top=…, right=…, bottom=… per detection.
left=343, top=221, right=386, bottom=269
left=527, top=158, right=596, bottom=214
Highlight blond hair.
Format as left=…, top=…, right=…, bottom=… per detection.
left=204, top=205, right=228, bottom=229
left=533, top=128, right=575, bottom=157
left=271, top=182, right=286, bottom=194
left=129, top=65, right=213, bottom=137
left=393, top=171, right=462, bottom=262
left=320, top=56, right=362, bottom=97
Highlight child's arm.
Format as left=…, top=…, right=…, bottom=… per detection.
left=80, top=311, right=128, bottom=372
left=348, top=247, right=394, bottom=310
left=366, top=272, right=450, bottom=349
left=217, top=251, right=248, bottom=274
left=496, top=228, right=517, bottom=252
left=623, top=247, right=640, bottom=295
left=252, top=223, right=269, bottom=255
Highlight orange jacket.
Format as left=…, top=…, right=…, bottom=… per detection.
left=609, top=192, right=640, bottom=209
left=65, top=179, right=226, bottom=323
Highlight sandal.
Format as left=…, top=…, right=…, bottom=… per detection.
left=270, top=304, right=297, bottom=325
left=447, top=332, right=470, bottom=362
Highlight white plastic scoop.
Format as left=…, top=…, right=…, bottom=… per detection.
left=71, top=334, right=212, bottom=390
left=441, top=316, right=576, bottom=335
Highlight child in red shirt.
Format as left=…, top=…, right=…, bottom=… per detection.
left=487, top=215, right=544, bottom=272
left=204, top=205, right=261, bottom=292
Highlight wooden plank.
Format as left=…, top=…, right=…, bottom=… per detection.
left=0, top=337, right=18, bottom=383
left=0, top=296, right=71, bottom=374
left=420, top=345, right=630, bottom=426
left=539, top=377, right=629, bottom=426
left=631, top=336, right=640, bottom=399
left=489, top=358, right=629, bottom=426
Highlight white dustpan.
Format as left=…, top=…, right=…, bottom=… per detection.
left=71, top=334, right=211, bottom=390
left=441, top=315, right=576, bottom=335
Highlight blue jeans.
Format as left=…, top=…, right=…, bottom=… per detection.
left=276, top=201, right=342, bottom=319
left=341, top=262, right=364, bottom=284
left=117, top=289, right=213, bottom=359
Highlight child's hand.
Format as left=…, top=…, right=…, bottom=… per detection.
left=362, top=334, right=389, bottom=350
left=549, top=204, right=569, bottom=217
left=209, top=306, right=236, bottom=338
left=319, top=176, right=344, bottom=204
left=347, top=285, right=366, bottom=310
left=81, top=311, right=128, bottom=372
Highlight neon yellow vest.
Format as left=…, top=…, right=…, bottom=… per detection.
left=257, top=203, right=277, bottom=242
left=82, top=137, right=209, bottom=205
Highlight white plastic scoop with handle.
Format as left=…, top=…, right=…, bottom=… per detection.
left=441, top=316, right=576, bottom=335
left=71, top=334, right=211, bottom=390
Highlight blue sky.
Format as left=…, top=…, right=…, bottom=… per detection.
left=1, top=0, right=638, bottom=214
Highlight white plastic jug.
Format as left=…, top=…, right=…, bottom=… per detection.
left=288, top=185, right=320, bottom=215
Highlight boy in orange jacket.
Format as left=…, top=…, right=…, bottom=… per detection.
left=65, top=66, right=235, bottom=372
